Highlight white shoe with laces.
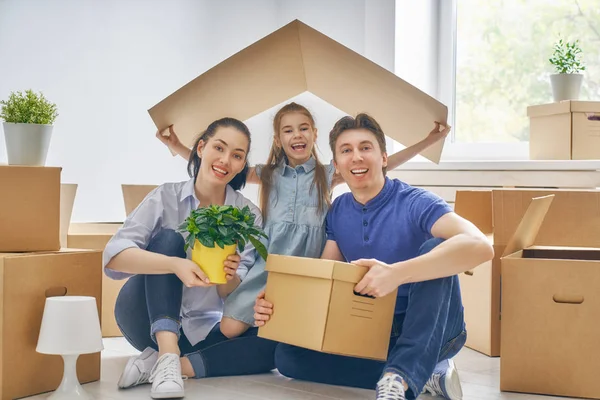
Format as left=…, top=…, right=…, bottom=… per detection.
left=149, top=353, right=186, bottom=399
left=422, top=359, right=463, bottom=399
left=117, top=347, right=158, bottom=389
left=376, top=374, right=406, bottom=400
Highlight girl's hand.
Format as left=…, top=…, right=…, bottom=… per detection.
left=156, top=125, right=182, bottom=150
left=427, top=121, right=451, bottom=143
left=253, top=290, right=273, bottom=327
left=171, top=257, right=214, bottom=288
left=224, top=254, right=241, bottom=281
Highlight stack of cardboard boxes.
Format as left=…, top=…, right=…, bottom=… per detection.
left=456, top=188, right=600, bottom=399
left=0, top=165, right=101, bottom=399
left=528, top=100, right=600, bottom=160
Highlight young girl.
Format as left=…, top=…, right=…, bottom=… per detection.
left=158, top=103, right=450, bottom=338
left=104, top=117, right=278, bottom=399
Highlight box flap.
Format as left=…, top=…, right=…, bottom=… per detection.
left=527, top=101, right=571, bottom=118
left=265, top=254, right=337, bottom=279
left=331, top=263, right=368, bottom=284
left=502, top=195, right=554, bottom=257
left=570, top=100, right=600, bottom=113
left=147, top=19, right=447, bottom=163
left=454, top=191, right=493, bottom=234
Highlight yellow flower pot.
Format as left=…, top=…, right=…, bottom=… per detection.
left=191, top=240, right=237, bottom=284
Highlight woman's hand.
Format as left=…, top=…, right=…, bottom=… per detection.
left=253, top=290, right=273, bottom=327
left=155, top=125, right=181, bottom=150
left=224, top=254, right=241, bottom=281
left=171, top=257, right=214, bottom=288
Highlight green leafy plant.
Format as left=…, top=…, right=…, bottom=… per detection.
left=0, top=89, right=58, bottom=125
left=549, top=38, right=586, bottom=74
left=179, top=204, right=269, bottom=261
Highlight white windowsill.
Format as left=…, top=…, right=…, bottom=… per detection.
left=395, top=159, right=600, bottom=171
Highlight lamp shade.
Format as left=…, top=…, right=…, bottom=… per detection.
left=36, top=296, right=104, bottom=355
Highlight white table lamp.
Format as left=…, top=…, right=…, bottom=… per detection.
left=36, top=296, right=104, bottom=400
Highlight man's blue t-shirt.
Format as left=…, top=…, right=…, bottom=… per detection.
left=325, top=177, right=453, bottom=314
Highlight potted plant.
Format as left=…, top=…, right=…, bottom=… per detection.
left=548, top=38, right=586, bottom=102
left=0, top=89, right=58, bottom=166
left=179, top=204, right=269, bottom=284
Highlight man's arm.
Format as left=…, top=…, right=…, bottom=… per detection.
left=354, top=212, right=493, bottom=298
left=386, top=122, right=450, bottom=171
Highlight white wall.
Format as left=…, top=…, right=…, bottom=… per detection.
left=0, top=0, right=395, bottom=222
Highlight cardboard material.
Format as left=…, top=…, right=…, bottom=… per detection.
left=501, top=195, right=600, bottom=399
left=454, top=188, right=600, bottom=357
left=122, top=184, right=158, bottom=216
left=527, top=100, right=600, bottom=160
left=257, top=255, right=397, bottom=361
left=59, top=183, right=78, bottom=248
left=0, top=165, right=61, bottom=252
left=147, top=19, right=448, bottom=163
left=0, top=249, right=102, bottom=399
left=68, top=223, right=124, bottom=337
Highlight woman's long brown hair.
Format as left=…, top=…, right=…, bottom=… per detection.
left=259, top=102, right=331, bottom=221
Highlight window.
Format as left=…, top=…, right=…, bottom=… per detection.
left=396, top=0, right=599, bottom=160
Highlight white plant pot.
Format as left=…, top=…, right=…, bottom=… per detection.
left=550, top=73, right=583, bottom=102
left=2, top=122, right=53, bottom=166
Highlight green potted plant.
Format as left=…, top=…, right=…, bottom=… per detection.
left=549, top=38, right=586, bottom=102
left=179, top=204, right=269, bottom=284
left=0, top=89, right=58, bottom=166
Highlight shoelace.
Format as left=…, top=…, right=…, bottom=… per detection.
left=376, top=375, right=405, bottom=400
left=149, top=354, right=182, bottom=384
left=136, top=369, right=151, bottom=385
left=423, top=372, right=444, bottom=396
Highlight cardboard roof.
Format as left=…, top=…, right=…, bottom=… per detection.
left=147, top=19, right=448, bottom=163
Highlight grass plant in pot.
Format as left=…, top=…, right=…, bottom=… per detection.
left=179, top=204, right=268, bottom=284
left=549, top=38, right=586, bottom=102
left=0, top=89, right=58, bottom=166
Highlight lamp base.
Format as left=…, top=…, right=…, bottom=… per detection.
left=47, top=354, right=94, bottom=400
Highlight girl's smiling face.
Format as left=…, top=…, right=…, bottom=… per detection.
left=276, top=112, right=317, bottom=168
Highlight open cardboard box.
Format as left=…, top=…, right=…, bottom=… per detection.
left=454, top=188, right=600, bottom=356
left=501, top=194, right=600, bottom=399
left=257, top=254, right=396, bottom=361
left=68, top=222, right=124, bottom=337
left=122, top=184, right=158, bottom=216
left=148, top=19, right=447, bottom=163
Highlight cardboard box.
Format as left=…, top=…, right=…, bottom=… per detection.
left=528, top=100, right=600, bottom=160
left=257, top=255, right=397, bottom=361
left=501, top=195, right=600, bottom=399
left=454, top=188, right=600, bottom=356
left=0, top=249, right=102, bottom=399
left=147, top=19, right=447, bottom=163
left=68, top=223, right=124, bottom=337
left=0, top=166, right=61, bottom=252
left=122, top=184, right=158, bottom=216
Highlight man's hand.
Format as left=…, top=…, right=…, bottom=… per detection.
left=253, top=290, right=273, bottom=327
left=224, top=254, right=241, bottom=281
left=427, top=121, right=451, bottom=143
left=352, top=259, right=401, bottom=298
left=171, top=257, right=214, bottom=288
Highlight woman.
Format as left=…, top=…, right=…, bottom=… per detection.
left=103, top=117, right=277, bottom=399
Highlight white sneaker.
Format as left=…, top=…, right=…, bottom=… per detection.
left=422, top=359, right=463, bottom=400
left=117, top=347, right=158, bottom=389
left=149, top=353, right=185, bottom=399
left=376, top=374, right=406, bottom=400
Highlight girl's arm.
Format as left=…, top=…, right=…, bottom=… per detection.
left=386, top=122, right=450, bottom=170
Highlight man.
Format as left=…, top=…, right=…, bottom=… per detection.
left=254, top=114, right=494, bottom=400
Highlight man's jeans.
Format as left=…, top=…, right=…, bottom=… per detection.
left=114, top=228, right=277, bottom=378
left=274, top=238, right=467, bottom=399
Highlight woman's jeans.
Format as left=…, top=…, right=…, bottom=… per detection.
left=114, top=228, right=277, bottom=378
left=274, top=238, right=467, bottom=399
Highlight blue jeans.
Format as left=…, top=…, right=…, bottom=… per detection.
left=274, top=238, right=467, bottom=399
left=114, top=229, right=277, bottom=378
